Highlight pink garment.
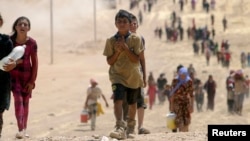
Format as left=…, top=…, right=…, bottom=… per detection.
left=14, top=94, right=30, bottom=131
left=10, top=37, right=37, bottom=131
left=147, top=85, right=157, bottom=109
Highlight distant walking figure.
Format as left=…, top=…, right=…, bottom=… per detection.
left=222, top=16, right=227, bottom=31
left=227, top=83, right=234, bottom=114
left=194, top=79, right=204, bottom=112
left=211, top=14, right=214, bottom=26
left=157, top=73, right=167, bottom=105
left=179, top=0, right=184, bottom=11
left=147, top=72, right=157, bottom=109
left=84, top=79, right=109, bottom=131
left=191, top=0, right=196, bottom=10
left=205, top=47, right=211, bottom=66
left=210, top=0, right=216, bottom=10
left=232, top=70, right=246, bottom=116
left=247, top=52, right=250, bottom=67
left=203, top=75, right=217, bottom=111
left=240, top=52, right=247, bottom=69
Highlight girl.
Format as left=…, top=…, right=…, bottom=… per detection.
left=147, top=72, right=157, bottom=110
left=10, top=16, right=38, bottom=139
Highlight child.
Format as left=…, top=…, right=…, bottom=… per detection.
left=164, top=84, right=171, bottom=101
left=122, top=13, right=150, bottom=135
left=227, top=83, right=234, bottom=114
left=194, top=79, right=204, bottom=112
left=84, top=79, right=109, bottom=131
left=103, top=9, right=144, bottom=139
left=10, top=16, right=38, bottom=139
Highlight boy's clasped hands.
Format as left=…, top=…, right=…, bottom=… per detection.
left=115, top=36, right=129, bottom=53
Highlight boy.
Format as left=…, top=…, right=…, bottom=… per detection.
left=122, top=13, right=150, bottom=135
left=103, top=9, right=144, bottom=140
left=84, top=79, right=109, bottom=131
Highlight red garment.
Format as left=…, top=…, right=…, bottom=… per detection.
left=225, top=52, right=231, bottom=61
left=10, top=37, right=38, bottom=131
left=10, top=37, right=37, bottom=97
left=147, top=84, right=157, bottom=109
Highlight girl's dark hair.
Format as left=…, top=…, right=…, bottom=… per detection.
left=11, top=16, right=31, bottom=39
left=115, top=9, right=131, bottom=23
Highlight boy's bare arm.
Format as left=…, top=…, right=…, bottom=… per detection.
left=102, top=94, right=109, bottom=107
left=107, top=51, right=120, bottom=65
left=140, top=51, right=146, bottom=87
left=106, top=41, right=123, bottom=65
left=123, top=44, right=140, bottom=63
left=84, top=95, right=90, bottom=109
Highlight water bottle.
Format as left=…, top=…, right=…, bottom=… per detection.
left=166, top=112, right=176, bottom=130
left=0, top=45, right=26, bottom=70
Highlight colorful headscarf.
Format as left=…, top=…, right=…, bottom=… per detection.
left=177, top=67, right=191, bottom=84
